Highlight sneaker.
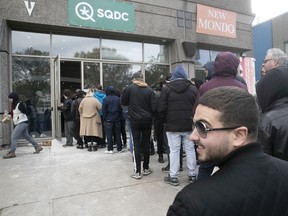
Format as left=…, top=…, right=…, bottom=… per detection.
left=131, top=172, right=142, bottom=179
left=3, top=152, right=16, bottom=159
left=162, top=165, right=170, bottom=173
left=188, top=175, right=197, bottom=183
left=164, top=175, right=179, bottom=186
left=143, top=168, right=153, bottom=176
left=105, top=150, right=113, bottom=154
left=39, top=133, right=46, bottom=138
left=117, top=149, right=124, bottom=153
left=34, top=145, right=43, bottom=154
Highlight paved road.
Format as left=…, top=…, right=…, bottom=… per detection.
left=0, top=139, right=191, bottom=216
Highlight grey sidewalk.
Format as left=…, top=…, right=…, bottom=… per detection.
left=0, top=139, right=191, bottom=216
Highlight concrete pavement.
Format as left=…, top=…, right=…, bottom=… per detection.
left=0, top=139, right=191, bottom=216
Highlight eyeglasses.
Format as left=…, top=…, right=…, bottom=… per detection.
left=192, top=119, right=241, bottom=138
left=263, top=58, right=273, bottom=64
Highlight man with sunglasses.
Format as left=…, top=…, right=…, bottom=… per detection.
left=195, top=52, right=247, bottom=180
left=167, top=86, right=288, bottom=216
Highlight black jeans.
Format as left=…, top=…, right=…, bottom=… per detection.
left=130, top=120, right=152, bottom=173
left=105, top=121, right=122, bottom=151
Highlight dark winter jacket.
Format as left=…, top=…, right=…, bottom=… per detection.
left=102, top=86, right=122, bottom=122
left=157, top=65, right=198, bottom=132
left=256, top=66, right=288, bottom=161
left=71, top=97, right=84, bottom=121
left=58, top=98, right=73, bottom=121
left=167, top=143, right=288, bottom=216
left=121, top=80, right=156, bottom=122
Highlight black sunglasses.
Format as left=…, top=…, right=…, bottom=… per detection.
left=192, top=119, right=241, bottom=138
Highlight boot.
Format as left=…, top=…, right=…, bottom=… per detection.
left=88, top=142, right=92, bottom=152
left=3, top=152, right=16, bottom=159
left=34, top=145, right=43, bottom=154
left=84, top=143, right=89, bottom=148
left=92, top=145, right=98, bottom=151
left=76, top=144, right=84, bottom=149
left=162, top=154, right=170, bottom=172
left=158, top=154, right=164, bottom=163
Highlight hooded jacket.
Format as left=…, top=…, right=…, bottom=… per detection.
left=121, top=78, right=156, bottom=122
left=94, top=90, right=106, bottom=116
left=102, top=86, right=122, bottom=122
left=203, top=61, right=215, bottom=81
left=256, top=66, right=288, bottom=161
left=157, top=65, right=198, bottom=132
left=194, top=53, right=247, bottom=111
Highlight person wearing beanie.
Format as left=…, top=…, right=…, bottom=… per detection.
left=193, top=52, right=247, bottom=180
left=158, top=64, right=198, bottom=186
left=3, top=92, right=43, bottom=159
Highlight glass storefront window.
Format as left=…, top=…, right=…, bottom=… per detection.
left=102, top=39, right=142, bottom=62
left=12, top=31, right=50, bottom=56
left=103, top=63, right=141, bottom=92
left=144, top=44, right=169, bottom=63
left=12, top=56, right=51, bottom=138
left=52, top=35, right=100, bottom=59
left=83, top=62, right=100, bottom=89
left=145, top=64, right=170, bottom=87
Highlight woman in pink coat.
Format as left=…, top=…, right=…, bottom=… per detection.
left=79, top=89, right=103, bottom=152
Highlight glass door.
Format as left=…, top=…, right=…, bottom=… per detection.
left=52, top=55, right=62, bottom=140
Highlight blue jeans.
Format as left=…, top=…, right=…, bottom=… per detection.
left=10, top=122, right=38, bottom=152
left=126, top=119, right=133, bottom=154
left=105, top=121, right=122, bottom=151
left=166, top=131, right=197, bottom=178
left=130, top=120, right=152, bottom=173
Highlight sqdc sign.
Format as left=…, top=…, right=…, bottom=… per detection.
left=68, top=0, right=135, bottom=32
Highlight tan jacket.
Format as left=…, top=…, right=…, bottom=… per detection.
left=79, top=92, right=103, bottom=137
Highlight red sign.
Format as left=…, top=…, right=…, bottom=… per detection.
left=240, top=57, right=256, bottom=95
left=196, top=4, right=237, bottom=38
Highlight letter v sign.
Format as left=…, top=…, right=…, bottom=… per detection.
left=24, top=0, right=35, bottom=16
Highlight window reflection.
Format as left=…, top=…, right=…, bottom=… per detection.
left=12, top=56, right=51, bottom=137
left=103, top=64, right=141, bottom=91
left=102, top=39, right=142, bottom=62
left=83, top=62, right=100, bottom=89
left=12, top=31, right=49, bottom=55
left=144, top=44, right=169, bottom=63
left=145, top=64, right=170, bottom=87
left=52, top=35, right=100, bottom=58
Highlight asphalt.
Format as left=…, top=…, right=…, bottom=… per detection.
left=0, top=139, right=192, bottom=216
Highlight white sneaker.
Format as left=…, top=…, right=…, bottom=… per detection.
left=40, top=134, right=46, bottom=138
left=105, top=150, right=113, bottom=154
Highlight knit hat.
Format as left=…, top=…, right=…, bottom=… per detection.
left=171, top=65, right=188, bottom=80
